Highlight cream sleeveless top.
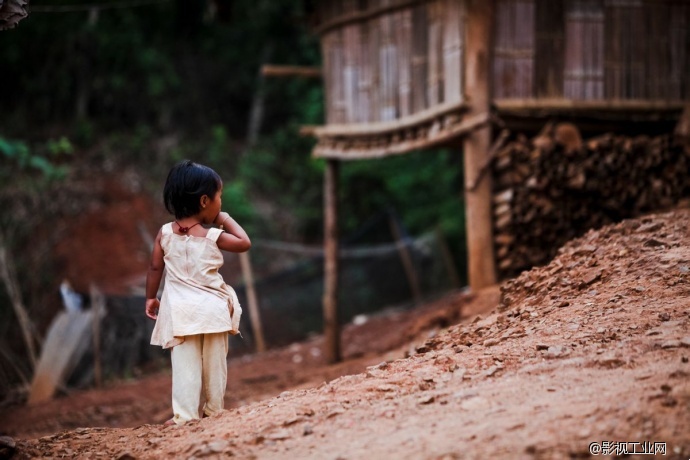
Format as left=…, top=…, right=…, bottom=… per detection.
left=150, top=223, right=241, bottom=349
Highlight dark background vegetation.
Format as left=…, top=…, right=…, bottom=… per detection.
left=0, top=0, right=467, bottom=388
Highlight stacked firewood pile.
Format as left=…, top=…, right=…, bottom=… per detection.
left=492, top=123, right=690, bottom=278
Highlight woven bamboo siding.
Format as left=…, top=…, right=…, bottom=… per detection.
left=318, top=0, right=466, bottom=125
left=411, top=4, right=429, bottom=113
left=313, top=0, right=689, bottom=159
left=643, top=1, right=690, bottom=100
left=534, top=0, right=564, bottom=97
left=493, top=0, right=535, bottom=99
left=492, top=0, right=689, bottom=101
left=564, top=0, right=604, bottom=99
left=319, top=0, right=688, bottom=123
left=397, top=9, right=413, bottom=117
left=427, top=1, right=443, bottom=106
left=443, top=0, right=465, bottom=104
left=646, top=3, right=672, bottom=99
left=605, top=0, right=644, bottom=98
left=669, top=3, right=690, bottom=99
left=379, top=2, right=397, bottom=121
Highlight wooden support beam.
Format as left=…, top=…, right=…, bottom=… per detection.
left=323, top=160, right=341, bottom=363
left=311, top=101, right=467, bottom=137
left=495, top=98, right=687, bottom=114
left=463, top=0, right=497, bottom=291
left=261, top=65, right=322, bottom=79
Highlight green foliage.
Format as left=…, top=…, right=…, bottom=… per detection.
left=0, top=136, right=69, bottom=181
left=47, top=137, right=74, bottom=156
left=0, top=0, right=468, bottom=274
left=340, top=150, right=466, bottom=241
left=208, top=125, right=229, bottom=170
left=239, top=125, right=323, bottom=239
left=0, top=0, right=317, bottom=134
left=222, top=180, right=255, bottom=232
left=73, top=119, right=95, bottom=147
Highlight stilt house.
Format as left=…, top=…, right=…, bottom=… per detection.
left=302, top=0, right=690, bottom=362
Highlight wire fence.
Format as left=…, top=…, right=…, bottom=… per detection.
left=1, top=220, right=464, bottom=397
left=231, top=228, right=462, bottom=351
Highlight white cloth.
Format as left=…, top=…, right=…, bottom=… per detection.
left=170, top=332, right=229, bottom=424
left=151, top=223, right=242, bottom=349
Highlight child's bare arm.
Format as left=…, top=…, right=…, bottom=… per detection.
left=214, top=211, right=251, bottom=253
left=145, top=228, right=165, bottom=319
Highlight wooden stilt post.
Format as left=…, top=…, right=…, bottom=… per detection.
left=239, top=251, right=266, bottom=352
left=323, top=159, right=341, bottom=363
left=463, top=0, right=497, bottom=291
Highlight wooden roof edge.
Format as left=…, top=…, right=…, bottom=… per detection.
left=305, top=101, right=469, bottom=138
left=313, top=0, right=427, bottom=36
left=304, top=98, right=686, bottom=140
left=311, top=112, right=490, bottom=160
left=495, top=98, right=688, bottom=113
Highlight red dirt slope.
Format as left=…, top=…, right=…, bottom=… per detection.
left=8, top=208, right=690, bottom=459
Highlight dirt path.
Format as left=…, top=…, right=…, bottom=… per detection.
left=1, top=286, right=494, bottom=440
left=6, top=209, right=690, bottom=459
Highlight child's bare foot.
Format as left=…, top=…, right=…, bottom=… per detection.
left=163, top=418, right=176, bottom=427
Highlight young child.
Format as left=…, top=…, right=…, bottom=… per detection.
left=145, top=159, right=251, bottom=426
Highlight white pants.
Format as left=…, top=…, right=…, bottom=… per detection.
left=170, top=332, right=229, bottom=424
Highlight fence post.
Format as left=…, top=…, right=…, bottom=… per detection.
left=323, top=160, right=341, bottom=363
left=435, top=226, right=462, bottom=289
left=89, top=284, right=105, bottom=388
left=239, top=251, right=266, bottom=352
left=388, top=212, right=423, bottom=305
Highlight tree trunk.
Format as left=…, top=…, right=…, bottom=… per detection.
left=0, top=234, right=37, bottom=370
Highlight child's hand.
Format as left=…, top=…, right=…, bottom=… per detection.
left=145, top=298, right=160, bottom=320
left=213, top=211, right=230, bottom=228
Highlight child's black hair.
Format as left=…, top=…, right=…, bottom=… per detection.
left=163, top=160, right=222, bottom=219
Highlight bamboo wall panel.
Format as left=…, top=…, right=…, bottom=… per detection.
left=426, top=1, right=443, bottom=106
left=319, top=0, right=466, bottom=126
left=646, top=3, right=673, bottom=100
left=411, top=4, right=429, bottom=113
left=397, top=8, right=413, bottom=117
left=493, top=0, right=535, bottom=99
left=368, top=6, right=382, bottom=122
left=605, top=0, right=645, bottom=99
left=324, top=30, right=347, bottom=123
left=358, top=23, right=373, bottom=123
left=314, top=0, right=689, bottom=159
left=665, top=1, right=688, bottom=98
left=564, top=0, right=604, bottom=99
left=534, top=0, right=564, bottom=97
left=343, top=23, right=361, bottom=122
left=442, top=0, right=465, bottom=104
left=379, top=0, right=398, bottom=121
